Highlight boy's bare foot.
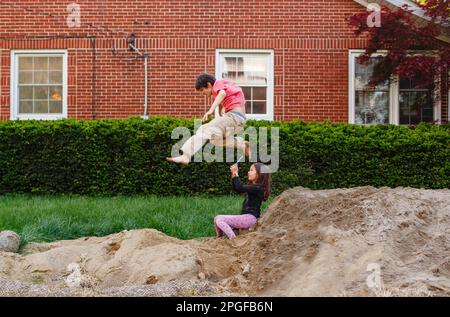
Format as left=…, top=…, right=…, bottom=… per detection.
left=165, top=154, right=189, bottom=165
left=243, top=141, right=251, bottom=159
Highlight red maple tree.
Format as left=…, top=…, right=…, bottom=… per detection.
left=347, top=0, right=449, bottom=88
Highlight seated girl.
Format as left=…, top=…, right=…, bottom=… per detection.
left=214, top=162, right=272, bottom=239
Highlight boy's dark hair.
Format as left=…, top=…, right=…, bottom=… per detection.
left=195, top=73, right=216, bottom=90
left=253, top=163, right=272, bottom=201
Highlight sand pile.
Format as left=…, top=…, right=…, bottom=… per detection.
left=0, top=186, right=448, bottom=296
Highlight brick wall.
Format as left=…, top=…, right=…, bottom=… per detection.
left=0, top=0, right=448, bottom=122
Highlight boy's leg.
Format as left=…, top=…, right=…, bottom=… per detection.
left=214, top=214, right=257, bottom=239
left=167, top=113, right=248, bottom=164
left=180, top=119, right=227, bottom=157
left=210, top=135, right=250, bottom=158
left=166, top=121, right=220, bottom=164
left=209, top=113, right=251, bottom=157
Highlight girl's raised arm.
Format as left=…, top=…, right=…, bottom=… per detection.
left=232, top=176, right=263, bottom=194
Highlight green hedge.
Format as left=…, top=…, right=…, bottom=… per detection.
left=0, top=117, right=448, bottom=196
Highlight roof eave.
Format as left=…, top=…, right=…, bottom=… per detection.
left=352, top=0, right=450, bottom=44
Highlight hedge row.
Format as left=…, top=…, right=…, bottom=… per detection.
left=0, top=117, right=448, bottom=196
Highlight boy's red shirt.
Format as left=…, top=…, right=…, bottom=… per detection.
left=211, top=79, right=245, bottom=112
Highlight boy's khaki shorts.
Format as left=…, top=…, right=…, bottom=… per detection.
left=181, top=111, right=247, bottom=158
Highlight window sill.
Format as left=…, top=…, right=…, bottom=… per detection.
left=12, top=115, right=68, bottom=121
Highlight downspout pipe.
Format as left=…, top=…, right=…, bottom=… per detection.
left=128, top=43, right=149, bottom=119
left=143, top=52, right=148, bottom=119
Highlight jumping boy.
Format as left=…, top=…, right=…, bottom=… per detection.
left=166, top=73, right=250, bottom=165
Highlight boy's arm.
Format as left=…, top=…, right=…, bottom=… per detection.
left=204, top=90, right=226, bottom=117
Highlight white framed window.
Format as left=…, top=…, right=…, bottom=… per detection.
left=216, top=49, right=274, bottom=121
left=10, top=50, right=68, bottom=120
left=349, top=50, right=441, bottom=125
left=399, top=78, right=434, bottom=124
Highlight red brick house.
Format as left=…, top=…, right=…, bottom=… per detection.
left=0, top=0, right=448, bottom=124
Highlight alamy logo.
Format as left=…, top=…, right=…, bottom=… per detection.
left=67, top=3, right=81, bottom=28
left=65, top=263, right=83, bottom=288
left=366, top=263, right=383, bottom=289
left=367, top=3, right=381, bottom=28
left=170, top=120, right=280, bottom=172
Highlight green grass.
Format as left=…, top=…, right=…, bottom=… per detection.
left=0, top=194, right=273, bottom=247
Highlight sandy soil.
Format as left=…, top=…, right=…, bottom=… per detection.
left=0, top=186, right=449, bottom=297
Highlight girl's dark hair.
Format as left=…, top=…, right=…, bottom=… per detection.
left=195, top=73, right=216, bottom=90
left=253, top=163, right=272, bottom=201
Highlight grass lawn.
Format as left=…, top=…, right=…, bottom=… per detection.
left=0, top=195, right=273, bottom=247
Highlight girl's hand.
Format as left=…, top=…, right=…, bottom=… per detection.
left=230, top=164, right=238, bottom=176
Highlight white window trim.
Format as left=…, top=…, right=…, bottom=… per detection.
left=348, top=49, right=389, bottom=124
left=215, top=49, right=274, bottom=121
left=10, top=49, right=68, bottom=120
left=349, top=49, right=441, bottom=125
left=433, top=74, right=442, bottom=124
left=448, top=70, right=450, bottom=122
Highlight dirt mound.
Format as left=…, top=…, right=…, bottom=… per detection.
left=0, top=186, right=449, bottom=296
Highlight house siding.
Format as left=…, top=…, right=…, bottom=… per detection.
left=0, top=0, right=448, bottom=122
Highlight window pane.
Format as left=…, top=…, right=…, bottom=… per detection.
left=400, top=77, right=432, bottom=90
left=34, top=86, right=49, bottom=100
left=245, top=101, right=252, bottom=114
left=410, top=109, right=421, bottom=124
left=399, top=91, right=433, bottom=124
left=355, top=73, right=370, bottom=90
left=355, top=58, right=374, bottom=74
left=220, top=53, right=272, bottom=118
left=236, top=57, right=245, bottom=82
left=223, top=72, right=236, bottom=81
left=49, top=101, right=63, bottom=113
left=49, top=57, right=63, bottom=70
left=399, top=78, right=411, bottom=89
left=355, top=73, right=388, bottom=90
left=253, top=87, right=266, bottom=100
left=422, top=108, right=433, bottom=122
left=19, top=86, right=33, bottom=100
left=224, top=57, right=237, bottom=71
left=253, top=101, right=267, bottom=114
left=34, top=100, right=49, bottom=113
left=399, top=92, right=410, bottom=124
left=237, top=57, right=244, bottom=71
left=222, top=57, right=237, bottom=81
left=34, top=57, right=48, bottom=70
left=49, top=86, right=63, bottom=101
left=34, top=71, right=49, bottom=84
left=15, top=54, right=65, bottom=117
left=19, top=100, right=33, bottom=113
left=19, top=57, right=33, bottom=71
left=355, top=57, right=388, bottom=90
left=19, top=71, right=33, bottom=84
left=241, top=87, right=251, bottom=101
left=242, top=56, right=267, bottom=73
left=222, top=55, right=268, bottom=85
left=355, top=91, right=389, bottom=124
left=49, top=71, right=62, bottom=84
left=239, top=55, right=267, bottom=85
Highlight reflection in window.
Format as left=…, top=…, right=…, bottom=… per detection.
left=399, top=78, right=433, bottom=125
left=354, top=58, right=389, bottom=124
left=221, top=54, right=269, bottom=116
left=222, top=56, right=267, bottom=85
left=18, top=56, right=63, bottom=114
left=242, top=86, right=267, bottom=114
